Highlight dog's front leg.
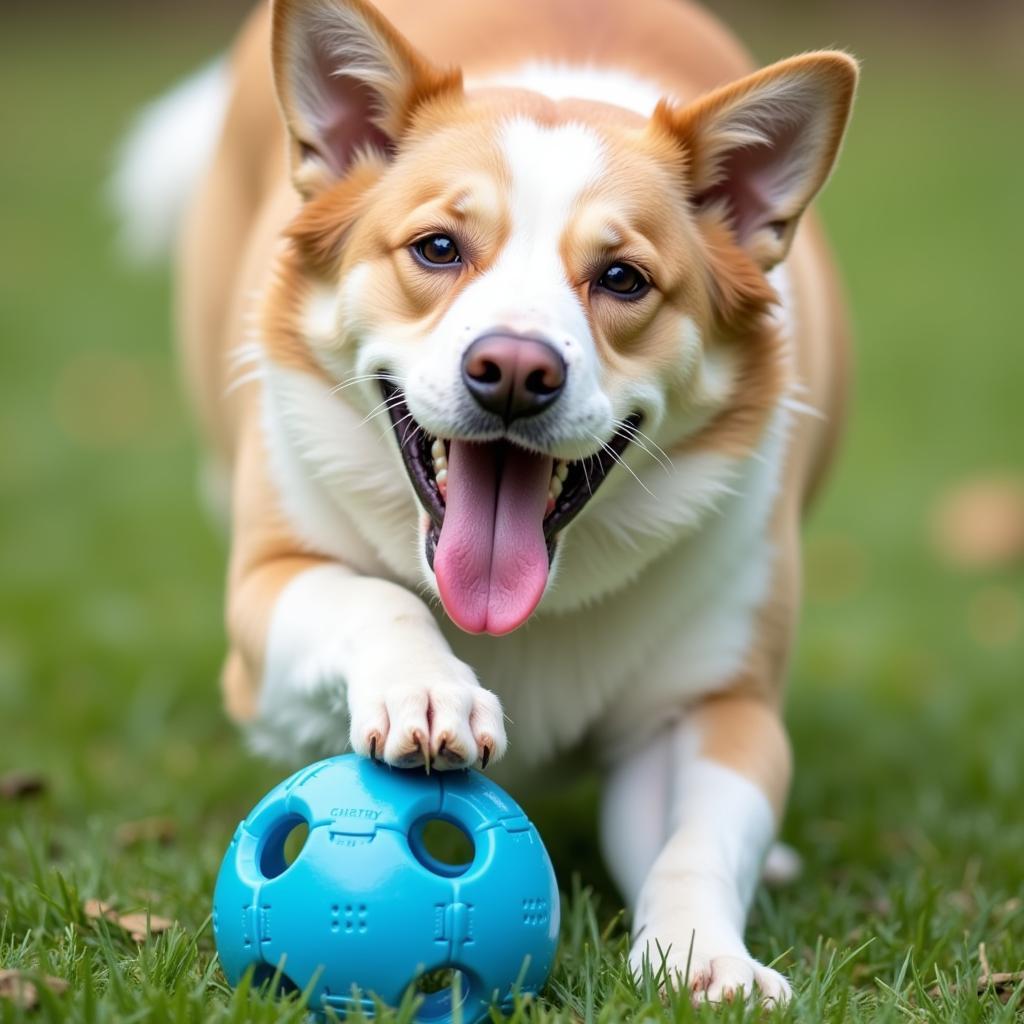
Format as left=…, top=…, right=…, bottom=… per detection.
left=601, top=694, right=792, bottom=1005
left=230, top=560, right=505, bottom=768
left=220, top=423, right=505, bottom=769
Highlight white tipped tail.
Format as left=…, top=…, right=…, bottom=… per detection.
left=109, top=59, right=230, bottom=263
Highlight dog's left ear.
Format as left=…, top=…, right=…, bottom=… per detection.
left=658, top=52, right=858, bottom=269
left=272, top=0, right=461, bottom=198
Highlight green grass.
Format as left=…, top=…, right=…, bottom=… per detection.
left=2, top=9, right=1023, bottom=1022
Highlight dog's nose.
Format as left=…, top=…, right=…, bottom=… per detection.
left=461, top=333, right=567, bottom=422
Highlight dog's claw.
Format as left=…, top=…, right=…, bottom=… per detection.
left=480, top=744, right=491, bottom=770
left=350, top=680, right=505, bottom=772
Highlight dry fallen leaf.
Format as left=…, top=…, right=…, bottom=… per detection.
left=977, top=942, right=1024, bottom=1003
left=116, top=912, right=174, bottom=942
left=931, top=475, right=1024, bottom=570
left=83, top=898, right=116, bottom=921
left=115, top=816, right=177, bottom=849
left=0, top=772, right=47, bottom=801
left=0, top=969, right=68, bottom=1010
left=83, top=899, right=174, bottom=941
left=929, top=942, right=1024, bottom=1003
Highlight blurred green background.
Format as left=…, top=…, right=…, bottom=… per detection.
left=1, top=2, right=1022, bottom=1019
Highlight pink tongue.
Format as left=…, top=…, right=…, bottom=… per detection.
left=434, top=440, right=552, bottom=635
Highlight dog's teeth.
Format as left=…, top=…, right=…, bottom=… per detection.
left=430, top=438, right=449, bottom=504
left=545, top=463, right=567, bottom=517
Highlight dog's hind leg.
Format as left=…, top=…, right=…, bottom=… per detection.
left=600, top=726, right=801, bottom=909
left=605, top=694, right=793, bottom=1005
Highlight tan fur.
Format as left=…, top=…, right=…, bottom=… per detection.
left=690, top=694, right=793, bottom=820
left=223, top=409, right=326, bottom=720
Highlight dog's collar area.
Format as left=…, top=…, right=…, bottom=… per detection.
left=380, top=380, right=639, bottom=570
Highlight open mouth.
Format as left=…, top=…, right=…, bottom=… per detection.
left=382, top=381, right=639, bottom=636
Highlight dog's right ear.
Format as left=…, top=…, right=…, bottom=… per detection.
left=272, top=0, right=461, bottom=198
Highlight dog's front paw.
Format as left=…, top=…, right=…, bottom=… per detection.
left=630, top=935, right=791, bottom=1007
left=347, top=666, right=506, bottom=770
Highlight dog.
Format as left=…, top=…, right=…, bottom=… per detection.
left=116, top=0, right=856, bottom=1003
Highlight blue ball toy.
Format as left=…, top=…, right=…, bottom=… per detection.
left=213, top=754, right=559, bottom=1021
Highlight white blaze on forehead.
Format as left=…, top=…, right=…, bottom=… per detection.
left=501, top=117, right=606, bottom=267
left=474, top=117, right=606, bottom=337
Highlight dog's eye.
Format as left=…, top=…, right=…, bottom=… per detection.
left=413, top=234, right=461, bottom=267
left=596, top=262, right=649, bottom=298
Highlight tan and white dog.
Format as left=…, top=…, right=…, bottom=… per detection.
left=117, top=0, right=856, bottom=1003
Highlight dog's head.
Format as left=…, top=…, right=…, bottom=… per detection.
left=270, top=0, right=856, bottom=635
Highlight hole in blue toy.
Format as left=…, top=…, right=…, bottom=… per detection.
left=413, top=968, right=469, bottom=1019
left=258, top=814, right=309, bottom=879
left=249, top=962, right=301, bottom=999
left=408, top=817, right=474, bottom=877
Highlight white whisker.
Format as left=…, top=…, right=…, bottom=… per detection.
left=329, top=372, right=397, bottom=397
left=589, top=432, right=657, bottom=500
left=621, top=421, right=672, bottom=468
left=580, top=456, right=594, bottom=497
left=356, top=393, right=406, bottom=428
left=378, top=411, right=413, bottom=444
left=401, top=416, right=422, bottom=449
left=614, top=420, right=672, bottom=473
